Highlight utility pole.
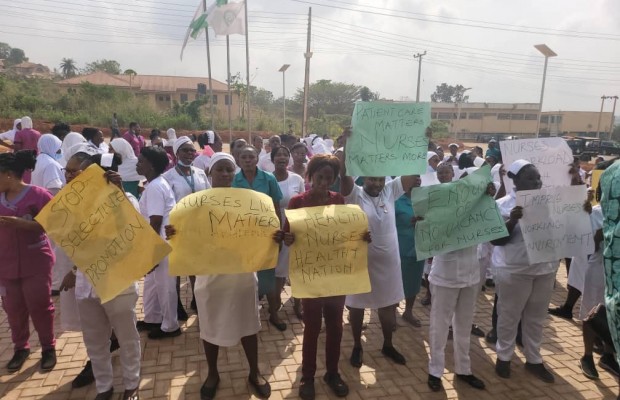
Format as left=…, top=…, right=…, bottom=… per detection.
left=244, top=0, right=251, bottom=141
left=413, top=51, right=426, bottom=103
left=203, top=0, right=214, bottom=130
left=597, top=95, right=610, bottom=139
left=609, top=95, right=619, bottom=139
left=302, top=7, right=312, bottom=137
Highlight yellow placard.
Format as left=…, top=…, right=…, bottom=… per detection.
left=285, top=205, right=370, bottom=298
left=35, top=165, right=171, bottom=303
left=168, top=188, right=279, bottom=275
left=592, top=169, right=602, bottom=205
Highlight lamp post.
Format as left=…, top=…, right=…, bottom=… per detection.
left=534, top=44, right=557, bottom=138
left=454, top=87, right=472, bottom=140
left=279, top=64, right=290, bottom=134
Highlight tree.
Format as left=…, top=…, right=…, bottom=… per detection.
left=290, top=80, right=372, bottom=118
left=0, top=42, right=11, bottom=59
left=59, top=58, right=78, bottom=78
left=5, top=48, right=28, bottom=66
left=431, top=83, right=470, bottom=103
left=83, top=59, right=122, bottom=74
left=124, top=69, right=137, bottom=88
left=359, top=86, right=379, bottom=102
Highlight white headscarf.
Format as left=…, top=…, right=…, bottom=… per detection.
left=12, top=118, right=21, bottom=131
left=205, top=130, right=215, bottom=144
left=62, top=132, right=87, bottom=163
left=173, top=136, right=193, bottom=156
left=111, top=138, right=137, bottom=160
left=37, top=134, right=62, bottom=157
left=210, top=152, right=236, bottom=168
left=21, top=116, right=33, bottom=130
left=166, top=128, right=177, bottom=140
left=491, top=163, right=502, bottom=184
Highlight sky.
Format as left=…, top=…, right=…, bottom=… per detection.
left=1, top=0, right=620, bottom=112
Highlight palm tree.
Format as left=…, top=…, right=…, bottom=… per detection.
left=59, top=58, right=78, bottom=79
left=124, top=69, right=137, bottom=88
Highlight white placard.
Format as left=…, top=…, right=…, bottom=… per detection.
left=500, top=137, right=573, bottom=193
left=516, top=185, right=594, bottom=264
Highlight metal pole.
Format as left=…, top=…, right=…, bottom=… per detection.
left=596, top=96, right=607, bottom=139
left=535, top=56, right=549, bottom=138
left=282, top=70, right=286, bottom=133
left=244, top=0, right=251, bottom=141
left=302, top=7, right=312, bottom=137
left=609, top=96, right=618, bottom=139
left=203, top=0, right=214, bottom=130
left=413, top=51, right=426, bottom=103
left=226, top=35, right=232, bottom=144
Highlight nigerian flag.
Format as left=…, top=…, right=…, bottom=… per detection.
left=180, top=0, right=228, bottom=59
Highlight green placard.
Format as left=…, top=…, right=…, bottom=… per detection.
left=411, top=166, right=508, bottom=259
left=346, top=101, right=430, bottom=177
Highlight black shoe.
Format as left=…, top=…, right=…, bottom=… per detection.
left=147, top=328, right=182, bottom=339
left=323, top=373, right=349, bottom=397
left=525, top=362, right=555, bottom=383
left=381, top=345, right=406, bottom=365
left=110, top=338, right=120, bottom=353
left=72, top=360, right=95, bottom=388
left=456, top=374, right=485, bottom=390
left=177, top=304, right=189, bottom=321
left=427, top=375, right=442, bottom=392
left=269, top=318, right=287, bottom=332
left=190, top=297, right=197, bottom=311
left=136, top=321, right=161, bottom=332
left=485, top=329, right=497, bottom=344
left=485, top=278, right=495, bottom=288
left=580, top=355, right=599, bottom=380
left=95, top=388, right=114, bottom=400
left=496, top=360, right=511, bottom=379
left=599, top=353, right=620, bottom=377
left=548, top=306, right=573, bottom=320
left=6, top=349, right=30, bottom=372
left=40, top=349, right=57, bottom=371
left=248, top=375, right=271, bottom=398
left=299, top=378, right=315, bottom=400
left=471, top=324, right=485, bottom=337
left=350, top=346, right=363, bottom=368
left=200, top=376, right=220, bottom=400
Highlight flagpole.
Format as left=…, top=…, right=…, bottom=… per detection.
left=244, top=0, right=251, bottom=141
left=203, top=0, right=215, bottom=130
left=226, top=35, right=232, bottom=144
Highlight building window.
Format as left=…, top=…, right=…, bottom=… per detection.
left=225, top=95, right=232, bottom=105
left=437, top=112, right=456, bottom=120
left=180, top=93, right=188, bottom=103
left=158, top=95, right=164, bottom=101
left=541, top=116, right=549, bottom=123
left=165, top=95, right=171, bottom=101
left=431, top=112, right=438, bottom=119
left=484, top=113, right=497, bottom=117
left=511, top=114, right=525, bottom=120
left=498, top=113, right=511, bottom=120
left=525, top=114, right=538, bottom=120
left=468, top=113, right=483, bottom=119
left=212, top=95, right=218, bottom=104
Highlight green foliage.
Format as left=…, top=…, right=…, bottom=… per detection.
left=429, top=120, right=450, bottom=138
left=59, top=58, right=78, bottom=79
left=5, top=48, right=27, bottom=66
left=83, top=59, right=122, bottom=75
left=431, top=83, right=470, bottom=103
left=0, top=42, right=10, bottom=59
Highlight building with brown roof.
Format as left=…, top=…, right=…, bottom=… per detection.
left=3, top=61, right=52, bottom=78
left=57, top=71, right=241, bottom=118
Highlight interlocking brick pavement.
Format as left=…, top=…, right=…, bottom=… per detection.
left=0, top=268, right=618, bottom=399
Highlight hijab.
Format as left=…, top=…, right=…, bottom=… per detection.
left=111, top=138, right=143, bottom=182
left=62, top=132, right=87, bottom=163
left=111, top=138, right=137, bottom=160
left=21, top=116, right=33, bottom=130
left=37, top=134, right=62, bottom=157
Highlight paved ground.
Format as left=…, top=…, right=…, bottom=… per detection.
left=0, top=267, right=618, bottom=400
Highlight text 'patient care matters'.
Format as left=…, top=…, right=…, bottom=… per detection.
left=346, top=101, right=430, bottom=177
left=516, top=185, right=594, bottom=264
left=169, top=188, right=280, bottom=275
left=36, top=165, right=171, bottom=303
left=285, top=205, right=370, bottom=298
left=412, top=166, right=508, bottom=259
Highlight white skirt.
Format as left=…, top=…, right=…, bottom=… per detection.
left=275, top=246, right=290, bottom=278
left=195, top=272, right=261, bottom=347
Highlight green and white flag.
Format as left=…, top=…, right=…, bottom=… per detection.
left=207, top=1, right=246, bottom=36
left=180, top=1, right=221, bottom=60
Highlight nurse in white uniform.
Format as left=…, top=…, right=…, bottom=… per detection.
left=338, top=128, right=420, bottom=369
left=165, top=153, right=272, bottom=400
left=136, top=146, right=181, bottom=340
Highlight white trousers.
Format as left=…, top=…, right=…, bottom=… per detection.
left=143, top=258, right=179, bottom=332
left=77, top=291, right=141, bottom=393
left=495, top=270, right=555, bottom=364
left=428, top=284, right=478, bottom=378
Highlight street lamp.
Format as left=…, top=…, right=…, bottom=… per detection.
left=454, top=87, right=472, bottom=140
left=279, top=64, right=290, bottom=133
left=534, top=44, right=558, bottom=138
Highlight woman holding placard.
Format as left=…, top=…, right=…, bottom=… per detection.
left=233, top=145, right=286, bottom=331
left=491, top=160, right=558, bottom=383
left=0, top=150, right=57, bottom=372
left=281, top=154, right=353, bottom=400
left=165, top=152, right=271, bottom=400
left=272, top=145, right=305, bottom=320
left=338, top=127, right=421, bottom=369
